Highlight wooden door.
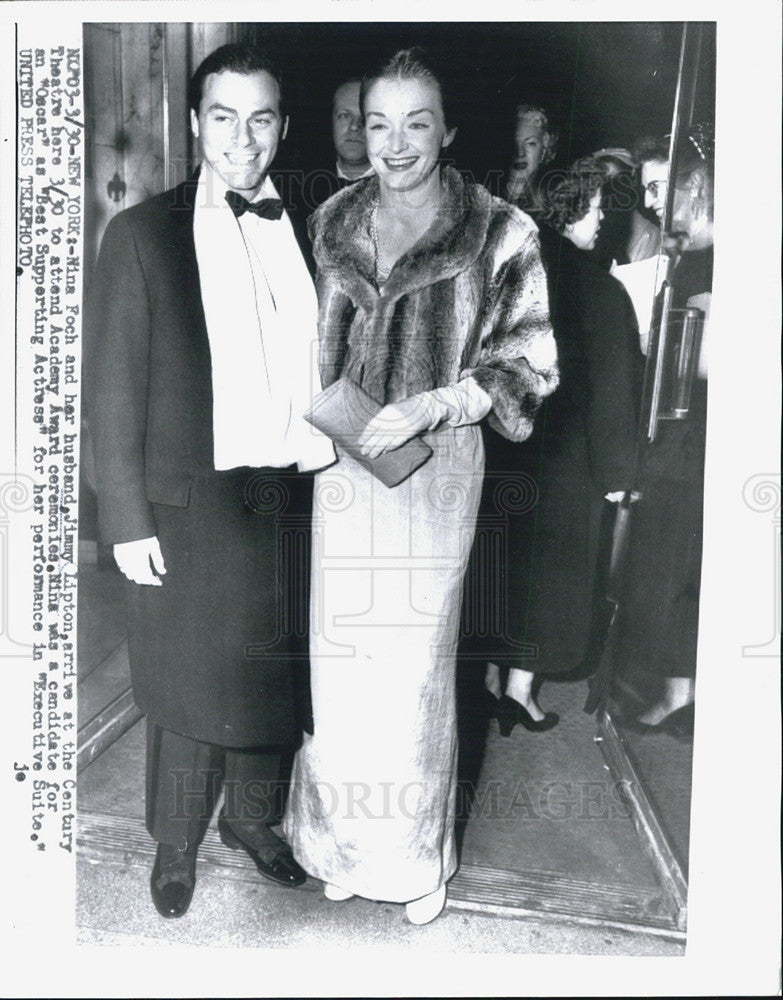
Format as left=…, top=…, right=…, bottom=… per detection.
left=82, top=22, right=241, bottom=277
left=78, top=21, right=239, bottom=765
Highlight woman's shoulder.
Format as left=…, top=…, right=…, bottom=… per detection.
left=562, top=242, right=621, bottom=294
left=537, top=226, right=589, bottom=282
left=309, top=175, right=377, bottom=238
left=543, top=234, right=633, bottom=313
left=308, top=175, right=378, bottom=270
left=482, top=185, right=540, bottom=238
left=445, top=167, right=535, bottom=234
left=574, top=256, right=640, bottom=339
left=672, top=246, right=713, bottom=304
left=464, top=180, right=542, bottom=264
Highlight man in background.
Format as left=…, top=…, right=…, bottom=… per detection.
left=306, top=77, right=375, bottom=207
left=331, top=77, right=374, bottom=185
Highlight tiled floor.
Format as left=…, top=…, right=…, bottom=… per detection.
left=76, top=560, right=686, bottom=954
left=75, top=843, right=683, bottom=955
left=457, top=682, right=663, bottom=889
left=610, top=672, right=694, bottom=875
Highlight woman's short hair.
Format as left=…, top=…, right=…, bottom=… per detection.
left=188, top=42, right=285, bottom=118
left=359, top=46, right=455, bottom=126
left=540, top=156, right=607, bottom=233
left=515, top=103, right=558, bottom=166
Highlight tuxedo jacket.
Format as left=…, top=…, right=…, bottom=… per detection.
left=83, top=174, right=313, bottom=546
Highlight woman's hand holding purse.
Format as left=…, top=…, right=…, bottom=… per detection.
left=358, top=394, right=440, bottom=459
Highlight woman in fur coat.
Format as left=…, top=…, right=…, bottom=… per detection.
left=283, top=48, right=558, bottom=924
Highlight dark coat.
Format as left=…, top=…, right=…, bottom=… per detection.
left=270, top=165, right=316, bottom=277
left=466, top=227, right=641, bottom=674
left=84, top=178, right=212, bottom=544
left=83, top=177, right=313, bottom=745
left=617, top=247, right=712, bottom=679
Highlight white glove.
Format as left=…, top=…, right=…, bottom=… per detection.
left=113, top=535, right=166, bottom=586
left=358, top=378, right=493, bottom=459
left=359, top=395, right=437, bottom=459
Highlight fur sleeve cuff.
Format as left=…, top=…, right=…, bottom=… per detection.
left=471, top=356, right=559, bottom=442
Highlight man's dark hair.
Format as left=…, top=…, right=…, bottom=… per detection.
left=540, top=156, right=608, bottom=234
left=188, top=42, right=285, bottom=118
left=630, top=134, right=671, bottom=168
left=632, top=128, right=713, bottom=192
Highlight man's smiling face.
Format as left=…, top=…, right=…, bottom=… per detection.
left=191, top=69, right=288, bottom=198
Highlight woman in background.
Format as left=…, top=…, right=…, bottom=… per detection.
left=480, top=157, right=641, bottom=734
left=504, top=102, right=558, bottom=215
left=284, top=47, right=558, bottom=924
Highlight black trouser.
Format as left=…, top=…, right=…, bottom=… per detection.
left=145, top=719, right=290, bottom=852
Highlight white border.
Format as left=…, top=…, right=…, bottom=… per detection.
left=1, top=2, right=780, bottom=996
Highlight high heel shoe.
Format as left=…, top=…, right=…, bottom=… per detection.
left=324, top=882, right=355, bottom=901
left=496, top=694, right=559, bottom=736
left=621, top=702, right=695, bottom=741
left=405, top=884, right=446, bottom=925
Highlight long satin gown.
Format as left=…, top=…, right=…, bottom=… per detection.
left=283, top=424, right=483, bottom=902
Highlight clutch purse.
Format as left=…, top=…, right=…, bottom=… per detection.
left=304, top=377, right=433, bottom=488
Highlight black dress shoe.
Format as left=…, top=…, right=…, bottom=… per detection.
left=217, top=812, right=307, bottom=888
left=497, top=695, right=559, bottom=737
left=150, top=842, right=197, bottom=918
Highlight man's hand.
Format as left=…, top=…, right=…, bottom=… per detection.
left=113, top=536, right=166, bottom=586
left=358, top=396, right=437, bottom=459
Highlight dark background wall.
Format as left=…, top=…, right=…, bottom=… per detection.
left=241, top=21, right=716, bottom=193
left=83, top=20, right=716, bottom=257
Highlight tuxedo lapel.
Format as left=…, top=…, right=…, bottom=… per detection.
left=270, top=166, right=316, bottom=277
left=162, top=176, right=214, bottom=464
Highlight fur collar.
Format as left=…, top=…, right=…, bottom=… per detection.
left=309, top=166, right=493, bottom=310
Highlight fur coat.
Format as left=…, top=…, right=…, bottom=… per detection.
left=307, top=166, right=558, bottom=441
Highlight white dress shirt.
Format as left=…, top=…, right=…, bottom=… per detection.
left=336, top=161, right=375, bottom=182
left=193, top=165, right=335, bottom=472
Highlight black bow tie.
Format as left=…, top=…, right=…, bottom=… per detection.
left=225, top=190, right=284, bottom=220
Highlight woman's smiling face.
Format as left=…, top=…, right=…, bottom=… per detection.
left=364, top=75, right=455, bottom=195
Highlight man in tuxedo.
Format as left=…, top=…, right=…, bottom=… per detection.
left=84, top=42, right=334, bottom=918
